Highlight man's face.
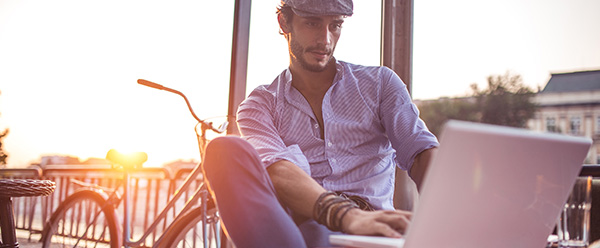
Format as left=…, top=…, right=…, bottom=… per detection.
left=285, top=14, right=344, bottom=72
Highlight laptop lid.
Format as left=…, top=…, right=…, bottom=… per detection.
left=404, top=120, right=591, bottom=248
left=330, top=120, right=592, bottom=248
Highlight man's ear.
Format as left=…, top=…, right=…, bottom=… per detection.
left=278, top=14, right=290, bottom=34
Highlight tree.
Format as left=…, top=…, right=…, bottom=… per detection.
left=418, top=72, right=538, bottom=136
left=0, top=129, right=7, bottom=166
left=470, top=72, right=537, bottom=128
left=418, top=97, right=479, bottom=136
left=0, top=90, right=7, bottom=166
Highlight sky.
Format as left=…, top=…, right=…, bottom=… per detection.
left=0, top=0, right=599, bottom=168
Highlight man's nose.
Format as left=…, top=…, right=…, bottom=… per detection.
left=315, top=26, right=333, bottom=46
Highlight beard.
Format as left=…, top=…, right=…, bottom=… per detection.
left=289, top=38, right=334, bottom=72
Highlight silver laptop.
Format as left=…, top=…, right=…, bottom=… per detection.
left=330, top=120, right=592, bottom=248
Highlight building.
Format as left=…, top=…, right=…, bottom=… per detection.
left=527, top=69, right=600, bottom=163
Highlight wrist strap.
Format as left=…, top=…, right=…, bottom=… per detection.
left=313, top=191, right=359, bottom=232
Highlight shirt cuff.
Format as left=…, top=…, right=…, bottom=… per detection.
left=262, top=144, right=311, bottom=176
left=403, top=143, right=439, bottom=172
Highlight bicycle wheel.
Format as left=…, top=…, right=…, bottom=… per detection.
left=41, top=189, right=122, bottom=248
left=161, top=206, right=224, bottom=248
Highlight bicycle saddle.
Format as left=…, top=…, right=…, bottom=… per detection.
left=106, top=149, right=148, bottom=169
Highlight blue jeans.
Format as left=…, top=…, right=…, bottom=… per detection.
left=202, top=136, right=340, bottom=248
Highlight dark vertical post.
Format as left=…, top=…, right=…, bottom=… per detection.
left=381, top=0, right=417, bottom=211
left=227, top=0, right=252, bottom=135
left=0, top=197, right=17, bottom=246
left=381, top=0, right=413, bottom=94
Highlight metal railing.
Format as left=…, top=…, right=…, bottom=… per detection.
left=0, top=164, right=202, bottom=246
left=2, top=164, right=599, bottom=245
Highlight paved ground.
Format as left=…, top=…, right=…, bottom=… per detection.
left=17, top=238, right=41, bottom=247
left=15, top=230, right=42, bottom=247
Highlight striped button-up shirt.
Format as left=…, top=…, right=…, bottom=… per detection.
left=237, top=60, right=439, bottom=210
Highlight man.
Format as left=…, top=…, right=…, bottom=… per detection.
left=201, top=0, right=438, bottom=247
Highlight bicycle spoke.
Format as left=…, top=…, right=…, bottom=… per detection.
left=164, top=209, right=221, bottom=248
left=72, top=202, right=110, bottom=247
left=42, top=190, right=119, bottom=248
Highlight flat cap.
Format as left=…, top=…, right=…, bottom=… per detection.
left=283, top=0, right=353, bottom=17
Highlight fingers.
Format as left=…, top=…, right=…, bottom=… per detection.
left=342, top=208, right=413, bottom=238
left=381, top=209, right=413, bottom=218
left=372, top=222, right=403, bottom=238
left=374, top=210, right=411, bottom=235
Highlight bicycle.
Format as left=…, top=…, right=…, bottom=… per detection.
left=40, top=79, right=229, bottom=248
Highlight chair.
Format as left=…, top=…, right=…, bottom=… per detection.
left=393, top=169, right=418, bottom=211
left=590, top=178, right=600, bottom=243
left=580, top=165, right=600, bottom=243
left=0, top=179, right=55, bottom=247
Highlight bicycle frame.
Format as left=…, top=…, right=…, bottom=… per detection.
left=120, top=79, right=226, bottom=247
left=120, top=161, right=210, bottom=247
left=65, top=135, right=217, bottom=247
left=41, top=80, right=226, bottom=248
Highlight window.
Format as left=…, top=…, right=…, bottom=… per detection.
left=546, top=117, right=557, bottom=132
left=596, top=116, right=600, bottom=134
left=570, top=117, right=581, bottom=135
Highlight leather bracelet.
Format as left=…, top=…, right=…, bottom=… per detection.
left=330, top=201, right=358, bottom=231
left=313, top=191, right=336, bottom=221
left=318, top=197, right=346, bottom=227
left=313, top=191, right=361, bottom=232
left=337, top=203, right=359, bottom=232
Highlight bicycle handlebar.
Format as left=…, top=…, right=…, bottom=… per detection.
left=138, top=79, right=167, bottom=90
left=137, top=79, right=228, bottom=134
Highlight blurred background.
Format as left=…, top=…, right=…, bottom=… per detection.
left=0, top=0, right=599, bottom=168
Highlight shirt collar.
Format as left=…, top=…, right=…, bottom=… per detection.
left=281, top=59, right=345, bottom=112
left=282, top=59, right=345, bottom=91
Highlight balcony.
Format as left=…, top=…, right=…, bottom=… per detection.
left=0, top=165, right=203, bottom=247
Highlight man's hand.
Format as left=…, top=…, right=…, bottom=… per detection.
left=341, top=208, right=412, bottom=238
left=267, top=159, right=413, bottom=238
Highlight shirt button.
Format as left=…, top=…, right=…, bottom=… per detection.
left=331, top=158, right=337, bottom=164
left=327, top=141, right=333, bottom=147
left=314, top=124, right=319, bottom=129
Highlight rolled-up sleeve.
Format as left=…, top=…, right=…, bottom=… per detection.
left=378, top=68, right=439, bottom=171
left=237, top=86, right=312, bottom=175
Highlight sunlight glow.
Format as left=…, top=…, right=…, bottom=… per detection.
left=0, top=0, right=598, bottom=168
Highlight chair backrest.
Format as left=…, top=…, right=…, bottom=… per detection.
left=580, top=164, right=600, bottom=243
left=393, top=169, right=418, bottom=211
left=591, top=178, right=600, bottom=243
